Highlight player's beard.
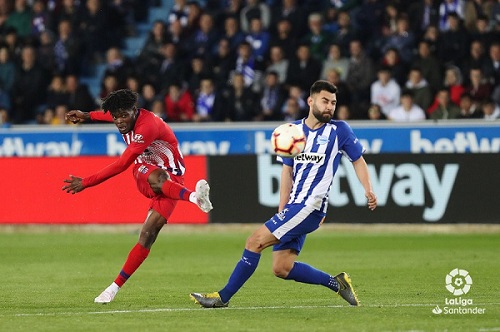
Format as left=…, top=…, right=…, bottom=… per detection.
left=312, top=102, right=334, bottom=123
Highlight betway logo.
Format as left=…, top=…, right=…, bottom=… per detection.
left=0, top=137, right=82, bottom=156
left=106, top=134, right=230, bottom=155
left=257, top=155, right=458, bottom=222
left=294, top=153, right=325, bottom=164
left=411, top=130, right=500, bottom=153
left=254, top=132, right=382, bottom=154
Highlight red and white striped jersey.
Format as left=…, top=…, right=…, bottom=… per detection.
left=82, top=109, right=184, bottom=188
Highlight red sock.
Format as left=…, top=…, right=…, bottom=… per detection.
left=114, top=243, right=150, bottom=287
left=161, top=180, right=192, bottom=201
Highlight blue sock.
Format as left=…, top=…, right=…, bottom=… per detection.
left=218, top=249, right=261, bottom=303
left=285, top=261, right=339, bottom=292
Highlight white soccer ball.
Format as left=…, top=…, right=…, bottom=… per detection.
left=271, top=123, right=306, bottom=157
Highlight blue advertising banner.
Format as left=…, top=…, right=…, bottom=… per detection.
left=0, top=121, right=499, bottom=156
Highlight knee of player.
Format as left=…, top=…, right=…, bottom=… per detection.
left=272, top=264, right=291, bottom=279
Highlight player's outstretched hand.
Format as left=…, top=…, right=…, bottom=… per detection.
left=365, top=191, right=377, bottom=211
left=66, top=110, right=88, bottom=124
left=62, top=175, right=85, bottom=194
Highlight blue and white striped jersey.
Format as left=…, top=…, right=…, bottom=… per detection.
left=277, top=119, right=365, bottom=213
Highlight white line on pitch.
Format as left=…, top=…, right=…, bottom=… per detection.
left=6, top=302, right=499, bottom=317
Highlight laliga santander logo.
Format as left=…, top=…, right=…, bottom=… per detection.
left=445, top=268, right=472, bottom=296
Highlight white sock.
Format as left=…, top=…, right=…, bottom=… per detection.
left=189, top=192, right=197, bottom=204
left=108, top=282, right=120, bottom=293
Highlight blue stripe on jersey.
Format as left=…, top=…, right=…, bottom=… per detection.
left=285, top=119, right=364, bottom=213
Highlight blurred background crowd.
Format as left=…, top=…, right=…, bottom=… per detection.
left=0, top=0, right=499, bottom=127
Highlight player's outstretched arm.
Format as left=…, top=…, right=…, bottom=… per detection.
left=352, top=156, right=377, bottom=211
left=62, top=175, right=85, bottom=194
left=66, top=110, right=90, bottom=124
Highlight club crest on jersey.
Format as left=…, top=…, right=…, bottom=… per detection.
left=317, top=135, right=329, bottom=145
left=132, top=133, right=144, bottom=143
left=138, top=165, right=149, bottom=174
left=294, top=152, right=325, bottom=165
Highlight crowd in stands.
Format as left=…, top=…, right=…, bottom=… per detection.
left=0, top=0, right=499, bottom=127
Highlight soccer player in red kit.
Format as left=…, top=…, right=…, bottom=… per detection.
left=62, top=89, right=213, bottom=303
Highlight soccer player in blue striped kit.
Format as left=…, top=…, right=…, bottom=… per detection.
left=191, top=80, right=377, bottom=308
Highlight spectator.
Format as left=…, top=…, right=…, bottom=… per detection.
left=43, top=104, right=71, bottom=125
left=370, top=65, right=401, bottom=117
left=281, top=84, right=307, bottom=117
left=240, top=0, right=271, bottom=33
left=335, top=104, right=351, bottom=120
left=427, top=65, right=465, bottom=116
left=430, top=88, right=461, bottom=120
left=150, top=99, right=167, bottom=121
left=186, top=12, right=219, bottom=57
left=270, top=0, right=305, bottom=40
left=461, top=39, right=487, bottom=85
left=464, top=1, right=491, bottom=33
left=52, top=0, right=79, bottom=31
left=220, top=72, right=258, bottom=121
left=4, top=27, right=22, bottom=60
left=231, top=41, right=264, bottom=93
left=53, top=19, right=81, bottom=76
left=324, top=68, right=351, bottom=108
left=421, top=24, right=440, bottom=55
left=65, top=74, right=97, bottom=112
left=5, top=0, right=32, bottom=40
left=139, top=20, right=168, bottom=64
left=482, top=42, right=500, bottom=86
left=269, top=18, right=297, bottom=60
left=301, top=12, right=332, bottom=61
left=345, top=39, right=374, bottom=111
left=458, top=92, right=483, bottom=118
left=367, top=103, right=387, bottom=120
left=186, top=55, right=210, bottom=97
left=76, top=0, right=111, bottom=64
left=125, top=75, right=141, bottom=95
left=194, top=77, right=222, bottom=122
left=468, top=14, right=496, bottom=50
left=388, top=90, right=426, bottom=122
left=11, top=45, right=50, bottom=124
left=245, top=17, right=270, bottom=61
left=405, top=66, right=434, bottom=112
left=408, top=0, right=440, bottom=38
left=168, top=0, right=189, bottom=28
left=103, top=47, right=135, bottom=88
left=164, top=82, right=194, bottom=122
left=331, top=10, right=357, bottom=57
left=208, top=38, right=236, bottom=90
left=265, top=45, right=289, bottom=84
left=99, top=73, right=119, bottom=100
left=184, top=1, right=202, bottom=38
left=438, top=0, right=465, bottom=31
left=138, top=83, right=159, bottom=111
left=381, top=14, right=416, bottom=64
left=481, top=98, right=500, bottom=120
left=0, top=87, right=11, bottom=121
left=166, top=19, right=189, bottom=58
left=286, top=43, right=322, bottom=93
left=379, top=47, right=408, bottom=86
left=257, top=71, right=285, bottom=121
left=321, top=43, right=349, bottom=81
left=37, top=30, right=56, bottom=74
left=437, top=12, right=468, bottom=67
left=46, top=74, right=69, bottom=109
left=413, top=40, right=442, bottom=93
left=0, top=44, right=15, bottom=93
left=464, top=67, right=492, bottom=105
left=154, top=42, right=185, bottom=94
left=31, top=0, right=51, bottom=39
left=220, top=15, right=245, bottom=55
left=282, top=97, right=303, bottom=121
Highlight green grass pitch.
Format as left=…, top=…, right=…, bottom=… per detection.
left=0, top=225, right=499, bottom=331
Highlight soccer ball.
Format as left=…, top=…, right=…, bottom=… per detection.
left=271, top=123, right=306, bottom=157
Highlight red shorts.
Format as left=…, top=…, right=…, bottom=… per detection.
left=132, top=163, right=184, bottom=221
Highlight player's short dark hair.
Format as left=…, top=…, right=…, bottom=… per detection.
left=310, top=80, right=337, bottom=96
left=101, top=89, right=138, bottom=113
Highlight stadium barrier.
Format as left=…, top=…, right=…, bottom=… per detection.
left=0, top=121, right=499, bottom=224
